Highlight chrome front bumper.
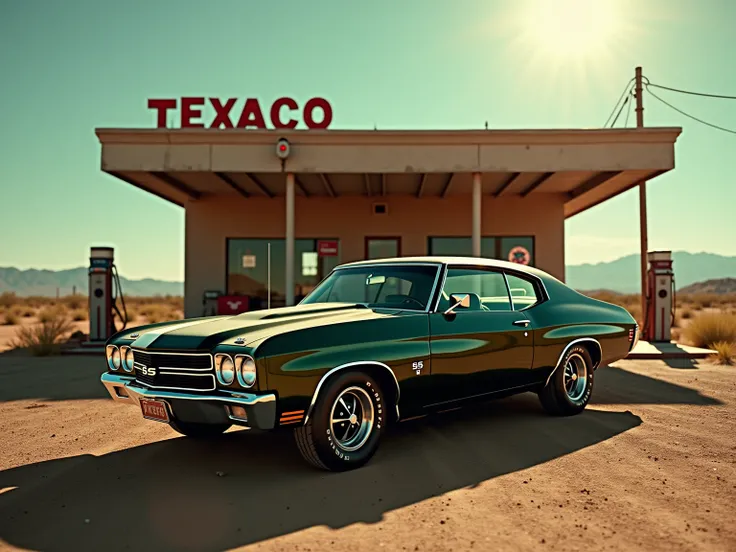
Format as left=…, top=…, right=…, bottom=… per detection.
left=100, top=372, right=277, bottom=430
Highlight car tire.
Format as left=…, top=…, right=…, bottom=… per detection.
left=294, top=371, right=385, bottom=471
left=169, top=419, right=231, bottom=438
left=538, top=344, right=594, bottom=416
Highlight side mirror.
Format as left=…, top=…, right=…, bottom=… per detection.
left=443, top=293, right=471, bottom=315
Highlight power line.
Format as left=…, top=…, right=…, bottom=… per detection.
left=646, top=82, right=736, bottom=100
left=623, top=89, right=633, bottom=127
left=644, top=84, right=736, bottom=135
left=604, top=78, right=635, bottom=127
left=610, top=93, right=631, bottom=128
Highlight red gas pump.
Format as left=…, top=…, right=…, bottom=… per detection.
left=644, top=251, right=676, bottom=342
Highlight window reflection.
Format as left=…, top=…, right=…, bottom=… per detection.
left=227, top=239, right=340, bottom=309
left=428, top=236, right=534, bottom=266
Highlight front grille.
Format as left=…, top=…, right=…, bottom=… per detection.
left=133, top=351, right=211, bottom=370
left=132, top=349, right=215, bottom=392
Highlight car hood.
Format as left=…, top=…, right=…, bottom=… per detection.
left=126, top=303, right=403, bottom=351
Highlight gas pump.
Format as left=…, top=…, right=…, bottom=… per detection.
left=644, top=251, right=676, bottom=343
left=88, top=247, right=128, bottom=342
left=202, top=290, right=222, bottom=316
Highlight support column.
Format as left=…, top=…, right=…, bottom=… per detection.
left=285, top=172, right=295, bottom=306
left=635, top=66, right=648, bottom=328
left=472, top=172, right=482, bottom=257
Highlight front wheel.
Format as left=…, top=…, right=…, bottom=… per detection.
left=538, top=345, right=594, bottom=416
left=294, top=371, right=385, bottom=471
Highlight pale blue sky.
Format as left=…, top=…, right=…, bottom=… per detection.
left=1, top=0, right=734, bottom=281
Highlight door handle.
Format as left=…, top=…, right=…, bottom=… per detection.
left=513, top=319, right=530, bottom=327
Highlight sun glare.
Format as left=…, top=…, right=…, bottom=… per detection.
left=497, top=0, right=627, bottom=65
left=522, top=0, right=621, bottom=58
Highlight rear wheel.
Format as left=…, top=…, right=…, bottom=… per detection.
left=294, top=371, right=385, bottom=471
left=539, top=345, right=594, bottom=416
left=169, top=419, right=231, bottom=438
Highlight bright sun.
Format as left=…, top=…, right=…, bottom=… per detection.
left=512, top=0, right=624, bottom=59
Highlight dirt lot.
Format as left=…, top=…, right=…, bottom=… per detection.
left=0, top=354, right=734, bottom=552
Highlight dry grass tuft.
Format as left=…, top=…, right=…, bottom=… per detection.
left=682, top=312, right=736, bottom=349
left=710, top=341, right=735, bottom=366
left=2, top=311, right=19, bottom=325
left=70, top=308, right=87, bottom=321
left=11, top=312, right=75, bottom=356
left=38, top=306, right=67, bottom=323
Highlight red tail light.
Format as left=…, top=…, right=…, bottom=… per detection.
left=629, top=328, right=635, bottom=342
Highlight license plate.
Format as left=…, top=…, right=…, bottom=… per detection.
left=140, top=399, right=170, bottom=423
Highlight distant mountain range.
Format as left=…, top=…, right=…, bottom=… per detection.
left=2, top=251, right=735, bottom=296
left=566, top=252, right=736, bottom=293
left=0, top=267, right=183, bottom=297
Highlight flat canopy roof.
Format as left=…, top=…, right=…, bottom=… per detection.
left=95, top=127, right=681, bottom=218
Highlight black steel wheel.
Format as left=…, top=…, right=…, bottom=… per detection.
left=538, top=344, right=594, bottom=416
left=169, top=419, right=231, bottom=438
left=295, top=370, right=385, bottom=471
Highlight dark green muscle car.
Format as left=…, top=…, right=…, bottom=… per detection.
left=101, top=256, right=639, bottom=471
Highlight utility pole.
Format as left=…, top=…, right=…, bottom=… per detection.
left=635, top=66, right=648, bottom=332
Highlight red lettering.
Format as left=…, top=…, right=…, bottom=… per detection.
left=210, top=98, right=237, bottom=128
left=181, top=97, right=205, bottom=128
left=236, top=98, right=266, bottom=129
left=303, top=97, right=332, bottom=129
left=148, top=99, right=177, bottom=128
left=270, top=97, right=298, bottom=129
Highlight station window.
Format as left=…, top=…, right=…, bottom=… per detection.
left=427, top=236, right=535, bottom=266
left=226, top=238, right=340, bottom=309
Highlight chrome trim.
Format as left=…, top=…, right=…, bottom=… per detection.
left=430, top=264, right=450, bottom=313
left=303, top=361, right=401, bottom=425
left=502, top=272, right=515, bottom=311
left=544, top=338, right=602, bottom=388
left=131, top=348, right=214, bottom=359
left=513, top=319, right=531, bottom=327
left=101, top=372, right=275, bottom=406
left=214, top=353, right=235, bottom=385
left=234, top=354, right=257, bottom=388
left=106, top=345, right=120, bottom=371
left=134, top=374, right=217, bottom=392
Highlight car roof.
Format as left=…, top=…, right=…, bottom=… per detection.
left=338, top=256, right=553, bottom=280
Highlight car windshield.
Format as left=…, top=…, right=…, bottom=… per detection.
left=300, top=264, right=441, bottom=311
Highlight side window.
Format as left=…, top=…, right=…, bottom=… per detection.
left=440, top=268, right=511, bottom=312
left=505, top=273, right=540, bottom=310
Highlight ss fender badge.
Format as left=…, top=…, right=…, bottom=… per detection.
left=412, top=360, right=424, bottom=375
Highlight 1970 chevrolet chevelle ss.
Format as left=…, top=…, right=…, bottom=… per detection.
left=101, top=256, right=639, bottom=471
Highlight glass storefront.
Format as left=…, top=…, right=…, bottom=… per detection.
left=227, top=238, right=341, bottom=309
left=427, top=236, right=535, bottom=266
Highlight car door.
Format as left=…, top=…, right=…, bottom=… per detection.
left=426, top=266, right=534, bottom=407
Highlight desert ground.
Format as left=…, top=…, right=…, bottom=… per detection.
left=0, top=354, right=735, bottom=551
left=0, top=293, right=735, bottom=551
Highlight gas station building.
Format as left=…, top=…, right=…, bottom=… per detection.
left=95, top=126, right=681, bottom=318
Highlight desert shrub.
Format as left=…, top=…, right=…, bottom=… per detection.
left=70, top=308, right=87, bottom=321
left=682, top=312, right=736, bottom=349
left=143, top=305, right=179, bottom=324
left=679, top=308, right=693, bottom=320
left=710, top=341, right=735, bottom=366
left=0, top=292, right=18, bottom=308
left=11, top=313, right=75, bottom=356
left=63, top=294, right=85, bottom=310
left=21, top=307, right=35, bottom=317
left=38, top=306, right=67, bottom=323
left=2, top=311, right=19, bottom=325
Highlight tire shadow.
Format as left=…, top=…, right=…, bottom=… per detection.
left=0, top=394, right=640, bottom=552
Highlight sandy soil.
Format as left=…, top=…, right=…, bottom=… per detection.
left=0, top=354, right=734, bottom=552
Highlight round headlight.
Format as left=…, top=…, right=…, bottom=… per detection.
left=111, top=347, right=121, bottom=370
left=215, top=354, right=235, bottom=385
left=121, top=346, right=135, bottom=372
left=105, top=345, right=118, bottom=371
left=236, top=355, right=257, bottom=388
